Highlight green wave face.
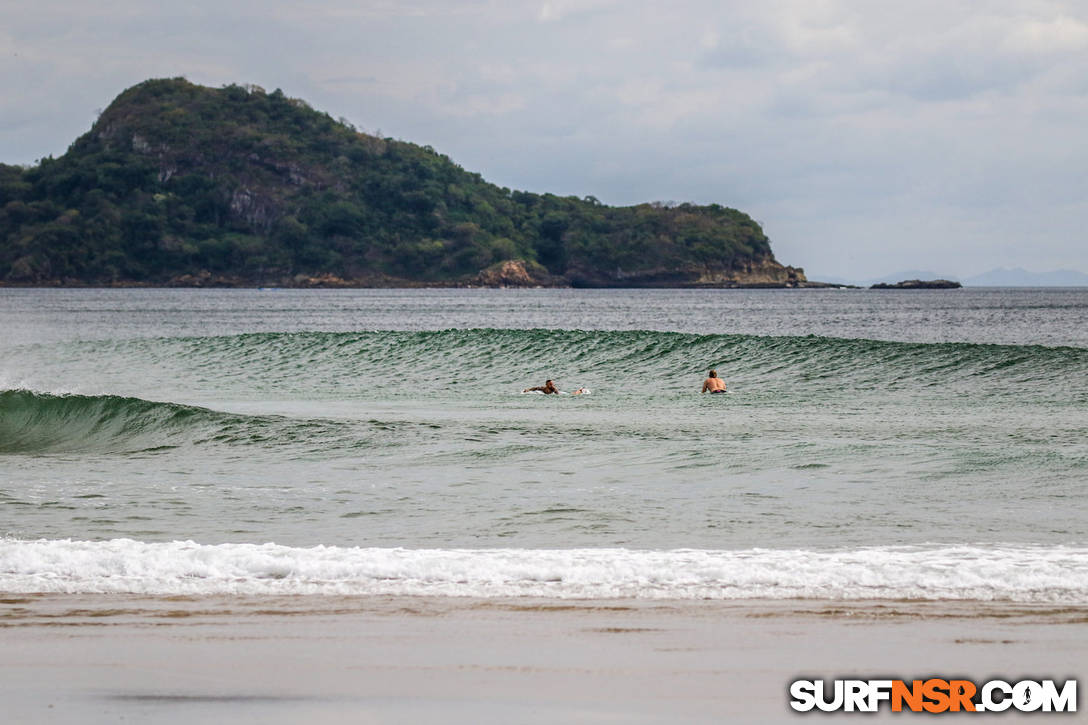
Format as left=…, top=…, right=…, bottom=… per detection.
left=3, top=329, right=1086, bottom=458
left=0, top=390, right=245, bottom=454
left=62, top=329, right=1088, bottom=400
left=0, top=389, right=398, bottom=456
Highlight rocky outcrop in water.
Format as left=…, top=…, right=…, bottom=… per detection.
left=870, top=279, right=962, bottom=289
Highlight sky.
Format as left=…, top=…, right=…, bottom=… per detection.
left=1, top=0, right=1086, bottom=280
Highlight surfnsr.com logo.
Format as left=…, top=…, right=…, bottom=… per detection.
left=789, top=678, right=1077, bottom=713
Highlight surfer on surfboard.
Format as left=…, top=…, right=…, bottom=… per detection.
left=701, top=369, right=727, bottom=394
left=523, top=379, right=560, bottom=394
left=522, top=380, right=591, bottom=395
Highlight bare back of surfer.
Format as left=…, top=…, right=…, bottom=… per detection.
left=701, top=370, right=726, bottom=394
left=524, top=379, right=560, bottom=394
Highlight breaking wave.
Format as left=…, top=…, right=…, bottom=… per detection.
left=0, top=389, right=378, bottom=455
left=9, top=329, right=1088, bottom=401
left=2, top=538, right=1086, bottom=602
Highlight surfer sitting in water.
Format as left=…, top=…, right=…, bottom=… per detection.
left=524, top=379, right=560, bottom=394
left=701, top=369, right=727, bottom=394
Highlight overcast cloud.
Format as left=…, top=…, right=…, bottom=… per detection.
left=2, top=0, right=1085, bottom=279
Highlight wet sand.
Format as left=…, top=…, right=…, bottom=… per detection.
left=1, top=595, right=1084, bottom=723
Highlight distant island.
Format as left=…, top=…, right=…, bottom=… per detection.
left=870, top=279, right=962, bottom=289
left=808, top=267, right=1088, bottom=288
left=0, top=78, right=810, bottom=288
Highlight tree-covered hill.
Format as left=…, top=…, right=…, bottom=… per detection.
left=0, top=78, right=804, bottom=287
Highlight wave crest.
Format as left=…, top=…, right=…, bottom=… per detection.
left=23, top=329, right=1088, bottom=399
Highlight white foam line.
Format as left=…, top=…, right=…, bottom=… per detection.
left=2, top=539, right=1087, bottom=602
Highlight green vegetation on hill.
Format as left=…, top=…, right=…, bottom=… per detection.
left=0, top=78, right=798, bottom=287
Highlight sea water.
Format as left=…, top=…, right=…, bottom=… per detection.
left=1, top=288, right=1086, bottom=602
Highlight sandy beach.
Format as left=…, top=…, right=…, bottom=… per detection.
left=1, top=594, right=1083, bottom=724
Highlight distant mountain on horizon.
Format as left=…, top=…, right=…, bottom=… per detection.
left=961, top=267, right=1088, bottom=287
left=808, top=267, right=1088, bottom=287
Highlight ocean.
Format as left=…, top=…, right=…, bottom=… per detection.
left=1, top=287, right=1087, bottom=603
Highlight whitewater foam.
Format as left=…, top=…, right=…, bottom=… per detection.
left=2, top=539, right=1086, bottom=602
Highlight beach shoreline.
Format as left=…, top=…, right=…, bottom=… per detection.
left=2, top=594, right=1083, bottom=723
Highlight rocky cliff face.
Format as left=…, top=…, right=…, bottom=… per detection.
left=567, top=257, right=806, bottom=288
left=694, top=258, right=807, bottom=287
left=472, top=259, right=562, bottom=287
